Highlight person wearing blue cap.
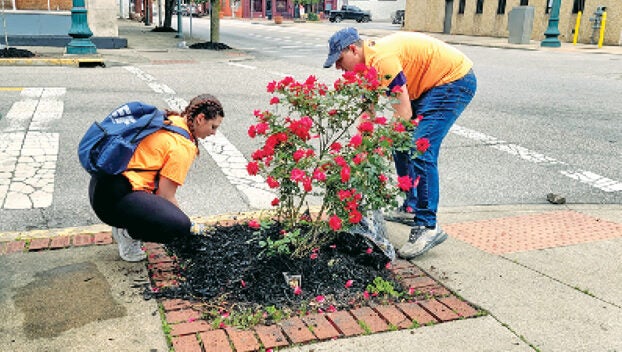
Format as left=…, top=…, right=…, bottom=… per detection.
left=324, top=27, right=477, bottom=259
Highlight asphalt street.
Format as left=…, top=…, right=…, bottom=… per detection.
left=0, top=18, right=620, bottom=352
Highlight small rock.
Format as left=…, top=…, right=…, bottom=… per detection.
left=546, top=193, right=566, bottom=204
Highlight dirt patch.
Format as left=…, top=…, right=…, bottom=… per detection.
left=13, top=262, right=126, bottom=338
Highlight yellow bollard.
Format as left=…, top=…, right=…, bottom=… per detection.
left=598, top=12, right=607, bottom=48
left=573, top=11, right=582, bottom=45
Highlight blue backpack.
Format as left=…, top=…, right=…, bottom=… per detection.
left=78, top=101, right=191, bottom=175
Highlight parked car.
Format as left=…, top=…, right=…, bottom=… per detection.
left=184, top=5, right=202, bottom=17
left=328, top=5, right=371, bottom=23
left=173, top=4, right=202, bottom=17
left=173, top=4, right=187, bottom=15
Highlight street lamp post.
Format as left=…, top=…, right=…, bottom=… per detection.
left=541, top=0, right=562, bottom=47
left=176, top=0, right=183, bottom=38
left=66, top=0, right=97, bottom=54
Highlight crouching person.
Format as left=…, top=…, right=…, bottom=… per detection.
left=87, top=94, right=224, bottom=261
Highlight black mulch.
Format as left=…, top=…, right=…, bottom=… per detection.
left=151, top=26, right=177, bottom=32
left=147, top=223, right=406, bottom=315
left=189, top=41, right=232, bottom=50
left=0, top=48, right=36, bottom=58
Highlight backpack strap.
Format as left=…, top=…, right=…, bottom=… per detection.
left=162, top=124, right=191, bottom=140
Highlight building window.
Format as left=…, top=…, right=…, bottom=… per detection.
left=497, top=0, right=506, bottom=14
left=520, top=0, right=529, bottom=5
left=476, top=0, right=484, bottom=14
left=458, top=0, right=466, bottom=14
left=572, top=0, right=585, bottom=13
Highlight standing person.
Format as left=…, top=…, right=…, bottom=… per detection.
left=299, top=3, right=305, bottom=19
left=323, top=27, right=477, bottom=259
left=88, top=94, right=224, bottom=262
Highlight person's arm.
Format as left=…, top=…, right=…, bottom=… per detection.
left=156, top=176, right=180, bottom=208
left=391, top=84, right=412, bottom=122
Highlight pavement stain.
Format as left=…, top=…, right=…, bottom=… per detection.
left=13, top=262, right=126, bottom=338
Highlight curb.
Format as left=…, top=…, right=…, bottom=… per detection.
left=0, top=56, right=105, bottom=67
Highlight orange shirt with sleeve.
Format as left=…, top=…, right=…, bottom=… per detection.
left=122, top=115, right=197, bottom=192
left=363, top=32, right=473, bottom=100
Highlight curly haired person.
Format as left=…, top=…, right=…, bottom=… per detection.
left=88, top=94, right=224, bottom=262
left=324, top=28, right=477, bottom=259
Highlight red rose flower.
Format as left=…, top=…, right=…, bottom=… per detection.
left=348, top=134, right=362, bottom=148
left=246, top=161, right=259, bottom=176
left=248, top=219, right=261, bottom=230
left=266, top=176, right=280, bottom=188
left=416, top=137, right=430, bottom=152
left=397, top=175, right=413, bottom=191
left=340, top=166, right=351, bottom=183
left=290, top=168, right=306, bottom=182
left=329, top=215, right=342, bottom=231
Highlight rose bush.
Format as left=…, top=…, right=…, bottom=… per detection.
left=247, top=64, right=427, bottom=257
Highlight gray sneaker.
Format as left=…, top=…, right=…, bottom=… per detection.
left=398, top=225, right=448, bottom=259
left=111, top=227, right=146, bottom=262
left=383, top=207, right=415, bottom=225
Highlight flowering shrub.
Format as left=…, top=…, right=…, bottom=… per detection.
left=247, top=64, right=427, bottom=257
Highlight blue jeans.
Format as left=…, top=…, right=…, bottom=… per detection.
left=393, top=69, right=477, bottom=227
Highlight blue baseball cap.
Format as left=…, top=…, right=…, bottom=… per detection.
left=323, top=27, right=360, bottom=68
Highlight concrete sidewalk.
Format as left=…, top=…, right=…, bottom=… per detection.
left=0, top=18, right=621, bottom=352
left=1, top=17, right=621, bottom=67
left=1, top=204, right=620, bottom=351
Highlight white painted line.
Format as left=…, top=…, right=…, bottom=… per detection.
left=560, top=170, right=622, bottom=193
left=0, top=88, right=64, bottom=209
left=2, top=100, right=37, bottom=132
left=124, top=66, right=274, bottom=209
left=450, top=124, right=620, bottom=193
left=227, top=62, right=257, bottom=70
left=4, top=132, right=59, bottom=209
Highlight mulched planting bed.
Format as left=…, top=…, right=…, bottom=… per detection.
left=0, top=48, right=35, bottom=58
left=189, top=41, right=232, bottom=50
left=148, top=223, right=407, bottom=318
left=152, top=26, right=177, bottom=32
left=143, top=220, right=484, bottom=351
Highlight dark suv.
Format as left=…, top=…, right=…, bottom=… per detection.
left=328, top=5, right=372, bottom=23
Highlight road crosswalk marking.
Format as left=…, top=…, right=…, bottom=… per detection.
left=0, top=88, right=64, bottom=209
left=124, top=66, right=276, bottom=209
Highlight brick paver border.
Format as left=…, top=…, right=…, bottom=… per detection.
left=144, top=240, right=483, bottom=352
left=0, top=231, right=113, bottom=255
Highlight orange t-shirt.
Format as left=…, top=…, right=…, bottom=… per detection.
left=364, top=32, right=473, bottom=100
left=122, top=115, right=197, bottom=192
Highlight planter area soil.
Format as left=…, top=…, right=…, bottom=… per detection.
left=0, top=48, right=35, bottom=58
left=189, top=42, right=232, bottom=50
left=152, top=26, right=177, bottom=32
left=150, top=223, right=405, bottom=315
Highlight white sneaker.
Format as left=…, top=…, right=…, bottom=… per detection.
left=111, top=227, right=146, bottom=262
left=397, top=225, right=448, bottom=259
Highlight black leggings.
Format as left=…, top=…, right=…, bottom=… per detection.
left=88, top=174, right=191, bottom=243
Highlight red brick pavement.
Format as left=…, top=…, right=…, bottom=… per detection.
left=444, top=210, right=622, bottom=254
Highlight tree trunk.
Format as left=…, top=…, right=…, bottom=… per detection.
left=210, top=0, right=220, bottom=43
left=163, top=0, right=175, bottom=28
